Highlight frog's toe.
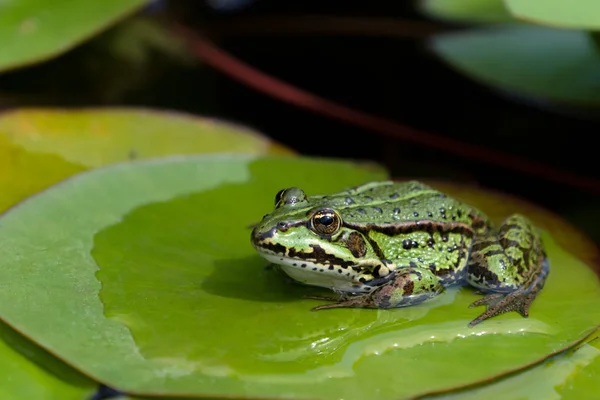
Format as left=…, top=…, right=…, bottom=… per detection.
left=311, top=302, right=352, bottom=311
left=468, top=293, right=504, bottom=309
left=468, top=290, right=536, bottom=327
left=306, top=294, right=374, bottom=310
left=303, top=294, right=339, bottom=302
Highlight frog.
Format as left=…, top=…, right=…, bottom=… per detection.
left=250, top=180, right=549, bottom=327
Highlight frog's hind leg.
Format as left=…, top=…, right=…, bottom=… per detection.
left=309, top=267, right=445, bottom=310
left=466, top=214, right=549, bottom=327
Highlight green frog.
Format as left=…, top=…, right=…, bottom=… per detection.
left=251, top=181, right=549, bottom=327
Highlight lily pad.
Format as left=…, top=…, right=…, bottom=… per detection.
left=558, top=340, right=600, bottom=399
left=0, top=155, right=598, bottom=399
left=0, top=107, right=292, bottom=213
left=0, top=320, right=96, bottom=399
left=505, top=0, right=600, bottom=30
left=0, top=0, right=150, bottom=72
left=415, top=341, right=600, bottom=399
left=0, top=108, right=291, bottom=397
left=429, top=26, right=600, bottom=107
left=419, top=0, right=515, bottom=24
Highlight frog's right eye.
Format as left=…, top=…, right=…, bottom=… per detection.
left=310, top=208, right=342, bottom=236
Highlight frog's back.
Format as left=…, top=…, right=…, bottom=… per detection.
left=312, top=181, right=478, bottom=226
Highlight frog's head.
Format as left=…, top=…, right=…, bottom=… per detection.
left=251, top=187, right=391, bottom=293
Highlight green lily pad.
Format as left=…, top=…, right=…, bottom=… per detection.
left=414, top=341, right=600, bottom=399
left=0, top=320, right=96, bottom=399
left=558, top=340, right=600, bottom=399
left=0, top=0, right=149, bottom=72
left=0, top=107, right=292, bottom=213
left=0, top=155, right=598, bottom=399
left=419, top=0, right=515, bottom=24
left=429, top=26, right=600, bottom=107
left=0, top=108, right=291, bottom=397
left=505, top=0, right=600, bottom=30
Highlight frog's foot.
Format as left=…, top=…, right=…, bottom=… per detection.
left=469, top=293, right=504, bottom=309
left=466, top=214, right=549, bottom=327
left=304, top=294, right=375, bottom=310
left=307, top=267, right=444, bottom=311
left=468, top=290, right=536, bottom=327
left=468, top=258, right=549, bottom=327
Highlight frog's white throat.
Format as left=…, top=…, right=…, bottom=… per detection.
left=257, top=251, right=371, bottom=294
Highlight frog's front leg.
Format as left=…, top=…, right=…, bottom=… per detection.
left=467, top=214, right=549, bottom=327
left=310, top=267, right=445, bottom=310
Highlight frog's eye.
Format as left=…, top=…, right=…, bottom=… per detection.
left=275, top=187, right=307, bottom=208
left=310, top=208, right=342, bottom=236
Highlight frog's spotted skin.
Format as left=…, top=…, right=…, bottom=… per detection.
left=251, top=181, right=549, bottom=327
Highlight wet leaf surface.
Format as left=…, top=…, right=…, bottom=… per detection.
left=416, top=339, right=600, bottom=399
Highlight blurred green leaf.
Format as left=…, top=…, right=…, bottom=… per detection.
left=420, top=0, right=515, bottom=24
left=0, top=107, right=293, bottom=213
left=506, top=0, right=600, bottom=30
left=0, top=155, right=598, bottom=399
left=80, top=16, right=196, bottom=103
left=430, top=26, right=600, bottom=107
left=0, top=0, right=150, bottom=72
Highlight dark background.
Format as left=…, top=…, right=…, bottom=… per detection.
left=2, top=0, right=599, bottom=242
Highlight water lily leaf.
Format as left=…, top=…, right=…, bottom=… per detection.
left=0, top=0, right=150, bottom=72
left=0, top=155, right=598, bottom=399
left=415, top=340, right=600, bottom=399
left=0, top=320, right=96, bottom=399
left=0, top=107, right=292, bottom=213
left=557, top=339, right=600, bottom=399
left=0, top=108, right=290, bottom=397
left=419, top=0, right=515, bottom=24
left=505, top=0, right=600, bottom=30
left=429, top=26, right=600, bottom=107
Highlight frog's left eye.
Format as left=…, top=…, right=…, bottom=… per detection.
left=275, top=187, right=307, bottom=208
left=310, top=208, right=342, bottom=236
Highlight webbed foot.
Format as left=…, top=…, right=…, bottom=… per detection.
left=304, top=267, right=444, bottom=311
left=468, top=258, right=549, bottom=327
left=466, top=214, right=549, bottom=327
left=468, top=290, right=536, bottom=327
